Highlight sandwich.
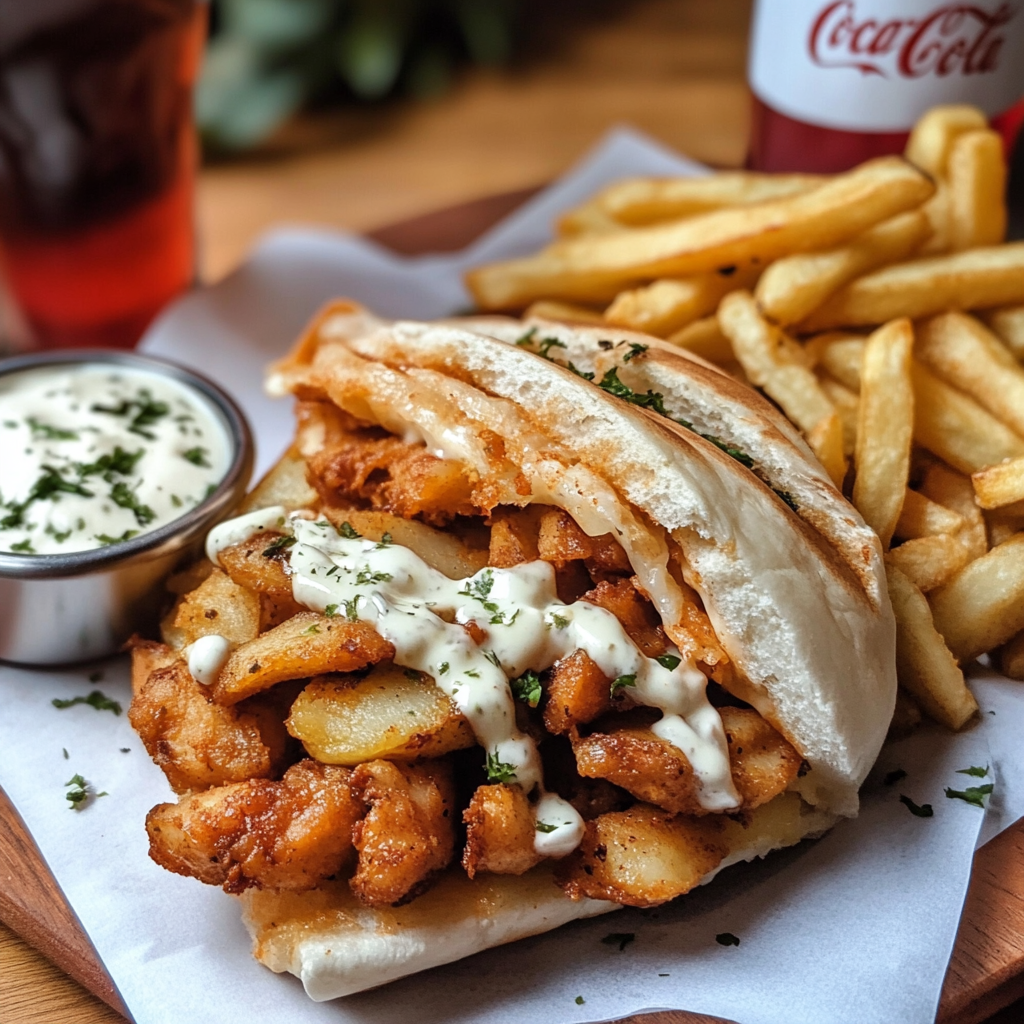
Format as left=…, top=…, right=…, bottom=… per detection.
left=129, top=302, right=896, bottom=1000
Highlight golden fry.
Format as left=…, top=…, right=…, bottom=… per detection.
left=972, top=457, right=1024, bottom=510
left=815, top=334, right=865, bottom=392
left=886, top=535, right=970, bottom=592
left=947, top=129, right=1007, bottom=251
left=904, top=104, right=987, bottom=177
left=893, top=488, right=965, bottom=541
left=817, top=376, right=859, bottom=457
left=980, top=305, right=1024, bottom=362
left=799, top=244, right=1024, bottom=332
left=998, top=629, right=1024, bottom=681
left=885, top=564, right=977, bottom=730
left=853, top=318, right=914, bottom=548
left=467, top=157, right=934, bottom=310
left=755, top=210, right=930, bottom=326
left=918, top=462, right=988, bottom=562
left=930, top=533, right=1024, bottom=662
left=524, top=300, right=606, bottom=324
left=807, top=412, right=846, bottom=488
left=605, top=270, right=748, bottom=336
left=916, top=312, right=1024, bottom=438
left=665, top=316, right=735, bottom=364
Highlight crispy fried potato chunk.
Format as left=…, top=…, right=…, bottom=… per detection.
left=128, top=637, right=179, bottom=697
left=146, top=760, right=360, bottom=893
left=488, top=506, right=543, bottom=567
left=556, top=804, right=726, bottom=907
left=580, top=578, right=668, bottom=658
left=213, top=612, right=395, bottom=704
left=718, top=706, right=802, bottom=810
left=537, top=508, right=632, bottom=573
left=349, top=759, right=456, bottom=907
left=217, top=534, right=294, bottom=600
left=161, top=568, right=260, bottom=651
left=543, top=649, right=613, bottom=735
left=571, top=717, right=705, bottom=815
left=237, top=445, right=318, bottom=515
left=309, top=428, right=477, bottom=526
left=462, top=783, right=543, bottom=878
left=287, top=665, right=475, bottom=765
left=129, top=658, right=274, bottom=794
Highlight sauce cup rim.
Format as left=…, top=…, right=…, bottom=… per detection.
left=0, top=349, right=253, bottom=580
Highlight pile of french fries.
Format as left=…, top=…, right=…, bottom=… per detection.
left=466, top=105, right=1024, bottom=734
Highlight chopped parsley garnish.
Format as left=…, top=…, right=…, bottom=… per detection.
left=339, top=521, right=361, bottom=539
left=489, top=607, right=520, bottom=626
left=700, top=432, right=755, bottom=468
left=1, top=466, right=94, bottom=529
left=355, top=568, right=393, bottom=586
left=343, top=597, right=361, bottom=621
left=485, top=751, right=517, bottom=783
left=324, top=603, right=339, bottom=617
left=549, top=613, right=570, bottom=629
left=595, top=367, right=671, bottom=416
left=95, top=529, right=139, bottom=546
left=465, top=669, right=480, bottom=678
left=574, top=996, right=585, bottom=1006
left=459, top=569, right=502, bottom=615
left=78, top=446, right=145, bottom=482
left=621, top=343, right=648, bottom=362
left=91, top=389, right=170, bottom=440
left=10, top=538, right=34, bottom=553
left=535, top=821, right=559, bottom=833
left=945, top=784, right=993, bottom=808
left=377, top=532, right=393, bottom=548
left=883, top=768, right=907, bottom=786
left=182, top=447, right=210, bottom=467
left=262, top=534, right=297, bottom=558
left=65, top=774, right=88, bottom=810
left=510, top=669, right=543, bottom=708
left=773, top=488, right=800, bottom=512
left=538, top=336, right=567, bottom=359
left=170, top=494, right=183, bottom=507
left=109, top=481, right=155, bottom=526
left=566, top=361, right=595, bottom=381
left=484, top=650, right=502, bottom=667
left=900, top=795, right=933, bottom=817
left=304, top=624, right=321, bottom=635
left=62, top=748, right=69, bottom=759
left=601, top=932, right=636, bottom=951
left=656, top=654, right=681, bottom=670
left=956, top=765, right=989, bottom=778
left=27, top=417, right=78, bottom=440
left=515, top=327, right=537, bottom=347
left=52, top=690, right=122, bottom=715
left=610, top=673, right=637, bottom=697
left=45, top=525, right=72, bottom=543
left=438, top=661, right=450, bottom=675
left=716, top=932, right=741, bottom=947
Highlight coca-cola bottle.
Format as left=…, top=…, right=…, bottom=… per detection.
left=747, top=0, right=1024, bottom=172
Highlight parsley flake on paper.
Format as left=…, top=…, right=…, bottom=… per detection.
left=52, top=690, right=122, bottom=715
left=945, top=784, right=994, bottom=808
left=900, top=795, right=934, bottom=818
left=956, top=765, right=989, bottom=778
left=574, top=996, right=585, bottom=1006
left=716, top=932, right=741, bottom=947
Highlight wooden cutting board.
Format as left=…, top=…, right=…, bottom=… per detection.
left=2, top=191, right=1024, bottom=1024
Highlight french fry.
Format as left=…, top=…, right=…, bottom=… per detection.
left=893, top=488, right=965, bottom=541
left=755, top=210, right=930, bottom=326
left=930, top=533, right=1024, bottom=662
left=561, top=171, right=827, bottom=231
left=980, top=304, right=1024, bottom=362
left=986, top=504, right=1024, bottom=548
left=886, top=564, right=978, bottom=729
left=466, top=157, right=934, bottom=310
left=555, top=203, right=624, bottom=237
left=998, top=629, right=1024, bottom=680
left=916, top=312, right=1024, bottom=437
left=798, top=243, right=1024, bottom=331
left=918, top=462, right=988, bottom=562
left=972, top=457, right=1024, bottom=510
left=853, top=318, right=914, bottom=547
left=918, top=183, right=950, bottom=256
left=807, top=412, right=846, bottom=487
left=605, top=270, right=746, bottom=336
left=718, top=290, right=834, bottom=432
left=815, top=334, right=865, bottom=391
left=904, top=104, right=988, bottom=177
left=665, top=315, right=735, bottom=364
left=886, top=535, right=970, bottom=592
left=817, top=375, right=859, bottom=457
left=947, top=129, right=1007, bottom=251
left=911, top=360, right=1024, bottom=474
left=524, top=300, right=606, bottom=324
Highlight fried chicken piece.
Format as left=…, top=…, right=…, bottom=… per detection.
left=129, top=656, right=274, bottom=794
left=571, top=716, right=706, bottom=816
left=543, top=649, right=613, bottom=735
left=309, top=428, right=477, bottom=526
left=556, top=803, right=726, bottom=907
left=488, top=506, right=542, bottom=567
left=146, top=760, right=360, bottom=893
left=580, top=578, right=668, bottom=658
left=349, top=759, right=456, bottom=906
left=719, top=706, right=802, bottom=811
left=462, top=783, right=543, bottom=878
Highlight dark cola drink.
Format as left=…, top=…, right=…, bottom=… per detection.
left=747, top=0, right=1024, bottom=172
left=0, top=0, right=204, bottom=348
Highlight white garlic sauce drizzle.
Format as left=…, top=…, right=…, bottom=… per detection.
left=187, top=634, right=232, bottom=686
left=206, top=508, right=741, bottom=857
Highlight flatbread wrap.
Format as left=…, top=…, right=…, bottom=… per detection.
left=129, top=302, right=896, bottom=1000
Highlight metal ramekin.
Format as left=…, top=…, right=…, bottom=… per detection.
left=0, top=350, right=253, bottom=666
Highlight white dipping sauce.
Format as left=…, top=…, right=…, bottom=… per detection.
left=205, top=510, right=741, bottom=857
left=0, top=364, right=231, bottom=555
left=187, top=634, right=232, bottom=686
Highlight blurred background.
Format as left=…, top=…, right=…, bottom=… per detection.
left=194, top=0, right=752, bottom=278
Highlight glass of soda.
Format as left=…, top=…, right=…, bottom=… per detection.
left=0, top=1, right=205, bottom=349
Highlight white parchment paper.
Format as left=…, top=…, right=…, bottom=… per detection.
left=1, top=128, right=1022, bottom=1024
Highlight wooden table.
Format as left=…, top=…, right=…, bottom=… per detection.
left=2, top=1, right=1022, bottom=1021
